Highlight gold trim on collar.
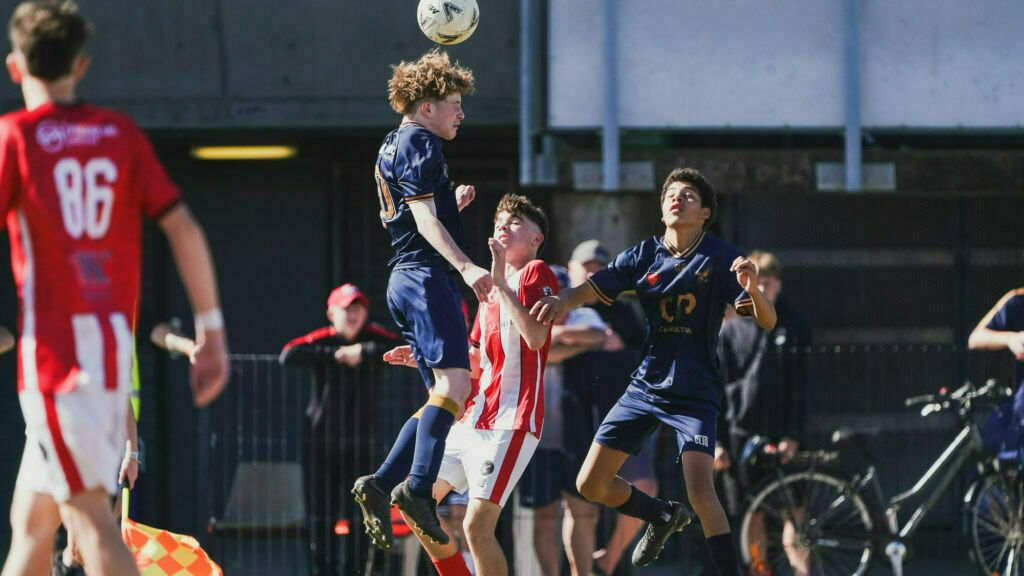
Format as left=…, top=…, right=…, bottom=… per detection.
left=662, top=231, right=705, bottom=259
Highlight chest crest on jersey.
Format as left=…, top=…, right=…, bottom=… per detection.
left=646, top=271, right=660, bottom=286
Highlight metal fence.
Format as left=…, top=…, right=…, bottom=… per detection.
left=119, top=344, right=1019, bottom=576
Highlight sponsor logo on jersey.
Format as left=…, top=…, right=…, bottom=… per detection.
left=71, top=250, right=112, bottom=287
left=694, top=435, right=709, bottom=448
left=542, top=285, right=553, bottom=296
left=696, top=268, right=711, bottom=283
left=36, top=121, right=119, bottom=154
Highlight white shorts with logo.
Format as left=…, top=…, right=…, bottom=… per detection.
left=438, top=424, right=540, bottom=508
left=16, top=385, right=128, bottom=503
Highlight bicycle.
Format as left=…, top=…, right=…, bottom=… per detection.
left=736, top=379, right=1021, bottom=576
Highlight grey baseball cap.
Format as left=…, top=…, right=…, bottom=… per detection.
left=549, top=265, right=570, bottom=289
left=570, top=239, right=611, bottom=265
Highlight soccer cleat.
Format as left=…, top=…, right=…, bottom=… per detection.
left=390, top=478, right=449, bottom=545
left=631, top=501, right=696, bottom=567
left=352, top=475, right=394, bottom=550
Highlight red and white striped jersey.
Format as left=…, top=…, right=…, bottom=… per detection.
left=0, top=102, right=182, bottom=395
left=465, top=260, right=557, bottom=435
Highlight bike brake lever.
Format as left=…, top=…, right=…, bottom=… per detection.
left=950, top=382, right=972, bottom=400
left=904, top=394, right=935, bottom=407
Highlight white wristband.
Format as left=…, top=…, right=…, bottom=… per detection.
left=195, top=308, right=224, bottom=332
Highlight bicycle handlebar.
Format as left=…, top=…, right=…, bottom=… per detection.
left=903, top=379, right=1010, bottom=417
left=904, top=394, right=938, bottom=407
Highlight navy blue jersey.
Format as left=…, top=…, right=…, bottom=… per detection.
left=987, top=290, right=1024, bottom=390
left=375, top=122, right=470, bottom=270
left=586, top=232, right=753, bottom=410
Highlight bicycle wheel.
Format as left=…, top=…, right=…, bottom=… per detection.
left=969, top=468, right=1023, bottom=576
left=740, top=470, right=875, bottom=576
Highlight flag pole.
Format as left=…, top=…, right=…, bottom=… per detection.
left=120, top=482, right=130, bottom=522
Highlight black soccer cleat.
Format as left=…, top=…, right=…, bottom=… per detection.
left=352, top=475, right=394, bottom=550
left=390, top=478, right=449, bottom=545
left=631, top=501, right=696, bottom=567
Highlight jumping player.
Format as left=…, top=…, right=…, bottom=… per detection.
left=353, top=49, right=492, bottom=548
left=385, top=193, right=556, bottom=576
left=531, top=168, right=776, bottom=575
left=968, top=288, right=1024, bottom=464
left=0, top=3, right=229, bottom=575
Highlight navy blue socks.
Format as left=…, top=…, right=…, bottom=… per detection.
left=407, top=398, right=458, bottom=496
left=706, top=533, right=742, bottom=576
left=615, top=485, right=674, bottom=524
left=375, top=415, right=419, bottom=492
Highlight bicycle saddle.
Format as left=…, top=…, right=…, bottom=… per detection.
left=831, top=427, right=882, bottom=444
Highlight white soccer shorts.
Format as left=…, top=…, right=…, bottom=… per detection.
left=438, top=424, right=539, bottom=507
left=16, top=385, right=128, bottom=503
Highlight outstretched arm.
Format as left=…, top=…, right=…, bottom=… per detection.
left=968, top=290, right=1024, bottom=360
left=158, top=204, right=229, bottom=406
left=385, top=344, right=482, bottom=379
left=409, top=200, right=493, bottom=302
left=530, top=283, right=600, bottom=325
left=150, top=322, right=197, bottom=362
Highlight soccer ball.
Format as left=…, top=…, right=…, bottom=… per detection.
left=417, top=0, right=479, bottom=45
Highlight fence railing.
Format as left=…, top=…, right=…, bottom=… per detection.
left=136, top=347, right=1020, bottom=575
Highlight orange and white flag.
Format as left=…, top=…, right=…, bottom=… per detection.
left=121, top=517, right=223, bottom=576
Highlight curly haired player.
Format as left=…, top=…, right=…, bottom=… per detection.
left=352, top=48, right=492, bottom=550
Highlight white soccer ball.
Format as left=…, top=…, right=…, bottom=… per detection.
left=417, top=0, right=479, bottom=45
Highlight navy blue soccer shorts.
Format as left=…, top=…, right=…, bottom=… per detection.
left=593, top=390, right=717, bottom=458
left=619, top=431, right=658, bottom=481
left=387, top=265, right=471, bottom=389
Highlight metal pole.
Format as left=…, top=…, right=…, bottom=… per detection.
left=844, top=0, right=862, bottom=191
left=519, top=0, right=534, bottom=186
left=602, top=0, right=619, bottom=192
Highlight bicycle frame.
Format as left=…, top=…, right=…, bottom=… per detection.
left=745, top=382, right=1014, bottom=575
left=844, top=421, right=985, bottom=542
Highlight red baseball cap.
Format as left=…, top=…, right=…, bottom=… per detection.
left=327, top=284, right=369, bottom=310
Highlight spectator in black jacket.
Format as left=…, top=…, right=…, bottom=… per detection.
left=279, top=284, right=403, bottom=576
left=717, top=252, right=812, bottom=511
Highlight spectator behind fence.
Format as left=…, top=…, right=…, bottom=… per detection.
left=968, top=287, right=1024, bottom=463
left=716, top=251, right=811, bottom=576
left=279, top=284, right=403, bottom=576
left=516, top=264, right=608, bottom=576
left=717, top=251, right=812, bottom=508
left=561, top=239, right=658, bottom=576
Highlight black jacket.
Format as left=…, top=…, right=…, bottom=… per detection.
left=718, top=295, right=812, bottom=443
left=279, top=323, right=403, bottom=427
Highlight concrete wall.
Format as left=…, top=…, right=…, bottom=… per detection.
left=550, top=0, right=1024, bottom=129
left=0, top=0, right=520, bottom=127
